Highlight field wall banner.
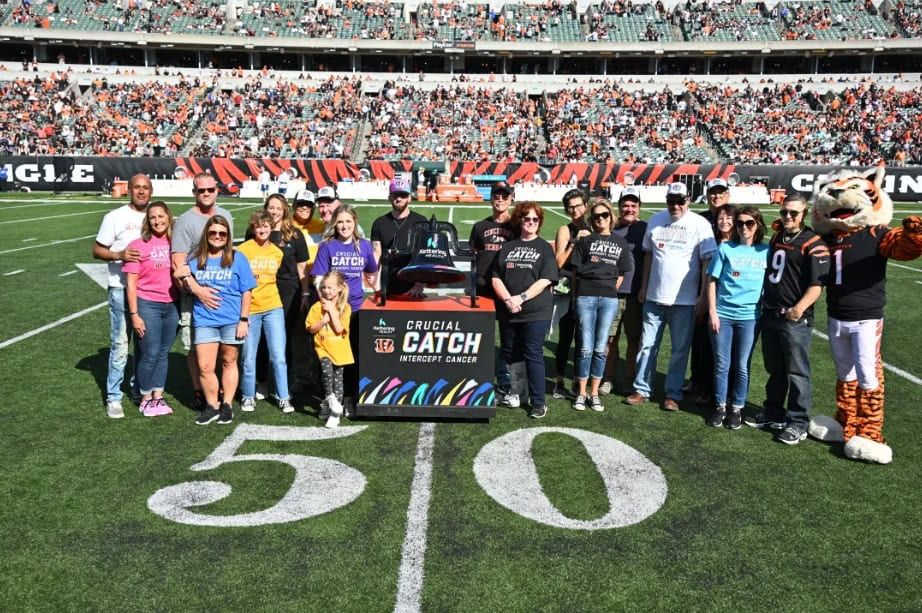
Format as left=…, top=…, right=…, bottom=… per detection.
left=2, top=156, right=922, bottom=202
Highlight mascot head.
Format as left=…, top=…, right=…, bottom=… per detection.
left=812, top=166, right=892, bottom=234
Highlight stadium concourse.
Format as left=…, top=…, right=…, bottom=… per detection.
left=0, top=64, right=921, bottom=166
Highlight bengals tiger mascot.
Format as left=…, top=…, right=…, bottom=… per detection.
left=809, top=167, right=922, bottom=464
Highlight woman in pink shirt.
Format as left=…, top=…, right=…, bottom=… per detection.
left=123, top=202, right=180, bottom=417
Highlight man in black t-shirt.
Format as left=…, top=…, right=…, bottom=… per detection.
left=746, top=194, right=830, bottom=445
left=469, top=181, right=517, bottom=298
left=603, top=187, right=647, bottom=394
left=371, top=176, right=428, bottom=297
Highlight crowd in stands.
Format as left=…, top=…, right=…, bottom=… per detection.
left=364, top=81, right=542, bottom=161
left=2, top=70, right=920, bottom=165
left=9, top=0, right=227, bottom=34
left=893, top=0, right=922, bottom=36
left=588, top=0, right=673, bottom=42
left=543, top=84, right=708, bottom=163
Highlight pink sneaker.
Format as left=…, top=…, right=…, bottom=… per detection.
left=143, top=398, right=171, bottom=417
left=154, top=397, right=174, bottom=416
left=139, top=398, right=155, bottom=417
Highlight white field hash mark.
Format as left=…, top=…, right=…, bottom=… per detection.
left=0, top=301, right=107, bottom=350
left=394, top=422, right=436, bottom=613
left=3, top=269, right=24, bottom=276
left=812, top=329, right=922, bottom=386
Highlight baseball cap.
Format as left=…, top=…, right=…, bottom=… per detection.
left=317, top=186, right=336, bottom=201
left=389, top=177, right=411, bottom=194
left=491, top=181, right=513, bottom=196
left=619, top=186, right=641, bottom=203
left=666, top=182, right=688, bottom=199
left=706, top=178, right=729, bottom=192
left=293, top=189, right=315, bottom=205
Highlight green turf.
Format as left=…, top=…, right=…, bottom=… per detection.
left=2, top=193, right=922, bottom=610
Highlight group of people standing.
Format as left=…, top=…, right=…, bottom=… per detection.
left=96, top=173, right=833, bottom=446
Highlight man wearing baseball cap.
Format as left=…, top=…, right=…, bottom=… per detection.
left=371, top=176, right=428, bottom=297
left=602, top=186, right=646, bottom=394
left=292, top=189, right=325, bottom=236
left=469, top=181, right=518, bottom=298
left=626, top=182, right=717, bottom=411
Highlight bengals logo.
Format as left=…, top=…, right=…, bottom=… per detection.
left=374, top=338, right=395, bottom=353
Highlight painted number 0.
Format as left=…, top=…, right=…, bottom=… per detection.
left=147, top=424, right=367, bottom=527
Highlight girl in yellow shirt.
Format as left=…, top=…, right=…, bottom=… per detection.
left=306, top=271, right=354, bottom=429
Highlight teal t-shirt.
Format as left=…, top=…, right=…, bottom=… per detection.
left=707, top=241, right=770, bottom=320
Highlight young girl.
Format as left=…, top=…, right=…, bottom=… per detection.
left=306, top=271, right=354, bottom=429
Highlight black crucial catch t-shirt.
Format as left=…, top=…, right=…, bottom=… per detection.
left=492, top=238, right=558, bottom=322
left=570, top=232, right=634, bottom=298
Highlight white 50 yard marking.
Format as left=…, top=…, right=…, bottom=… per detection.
left=394, top=422, right=436, bottom=613
left=148, top=424, right=367, bottom=527
left=474, top=427, right=667, bottom=530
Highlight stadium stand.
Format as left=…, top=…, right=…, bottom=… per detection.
left=7, top=0, right=228, bottom=34
left=588, top=1, right=677, bottom=42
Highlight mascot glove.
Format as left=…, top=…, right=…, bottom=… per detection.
left=903, top=215, right=922, bottom=234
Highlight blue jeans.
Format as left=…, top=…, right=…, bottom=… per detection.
left=633, top=302, right=695, bottom=401
left=241, top=308, right=290, bottom=401
left=135, top=298, right=179, bottom=395
left=761, top=312, right=813, bottom=430
left=710, top=317, right=758, bottom=408
left=496, top=319, right=550, bottom=407
left=575, top=295, right=619, bottom=380
left=106, top=287, right=135, bottom=402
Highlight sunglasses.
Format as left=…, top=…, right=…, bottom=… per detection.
left=208, top=230, right=228, bottom=238
left=779, top=209, right=802, bottom=218
left=522, top=216, right=540, bottom=223
left=591, top=212, right=611, bottom=221
left=196, top=187, right=218, bottom=194
left=295, top=203, right=314, bottom=208
left=565, top=204, right=585, bottom=212
left=736, top=219, right=757, bottom=230
left=666, top=198, right=686, bottom=205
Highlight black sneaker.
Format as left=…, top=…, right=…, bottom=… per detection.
left=726, top=408, right=742, bottom=430
left=528, top=404, right=547, bottom=419
left=552, top=381, right=571, bottom=400
left=192, top=390, right=206, bottom=412
left=195, top=405, right=220, bottom=426
left=775, top=426, right=807, bottom=445
left=706, top=406, right=726, bottom=428
left=744, top=411, right=785, bottom=430
left=217, top=402, right=233, bottom=425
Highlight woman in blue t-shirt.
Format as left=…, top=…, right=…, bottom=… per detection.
left=186, top=215, right=256, bottom=426
left=310, top=204, right=378, bottom=406
left=705, top=206, right=770, bottom=430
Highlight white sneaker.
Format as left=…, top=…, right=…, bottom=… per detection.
left=599, top=380, right=613, bottom=395
left=499, top=393, right=520, bottom=408
left=325, top=415, right=340, bottom=429
left=573, top=395, right=587, bottom=411
left=278, top=398, right=295, bottom=414
left=591, top=395, right=604, bottom=412
left=255, top=382, right=268, bottom=401
left=106, top=400, right=125, bottom=419
left=327, top=396, right=344, bottom=417
left=240, top=397, right=256, bottom=412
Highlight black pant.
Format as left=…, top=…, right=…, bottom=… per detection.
left=554, top=302, right=581, bottom=378
left=690, top=320, right=713, bottom=395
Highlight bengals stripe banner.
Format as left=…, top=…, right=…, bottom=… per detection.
left=3, top=156, right=922, bottom=202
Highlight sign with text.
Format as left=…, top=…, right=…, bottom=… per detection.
left=357, top=296, right=496, bottom=419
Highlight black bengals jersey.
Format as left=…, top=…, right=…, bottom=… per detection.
left=763, top=227, right=830, bottom=316
left=824, top=225, right=890, bottom=321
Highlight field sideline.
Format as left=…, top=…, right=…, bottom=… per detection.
left=2, top=192, right=922, bottom=611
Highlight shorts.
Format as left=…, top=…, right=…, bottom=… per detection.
left=609, top=294, right=642, bottom=340
left=194, top=323, right=243, bottom=345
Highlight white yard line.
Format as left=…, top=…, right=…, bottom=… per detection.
left=0, top=209, right=110, bottom=225
left=21, top=238, right=37, bottom=242
left=0, top=301, right=107, bottom=350
left=0, top=199, right=114, bottom=209
left=890, top=262, right=922, bottom=273
left=58, top=269, right=78, bottom=277
left=448, top=206, right=455, bottom=224
left=0, top=234, right=95, bottom=256
left=3, top=269, right=24, bottom=276
left=812, top=329, right=922, bottom=386
left=394, top=422, right=436, bottom=613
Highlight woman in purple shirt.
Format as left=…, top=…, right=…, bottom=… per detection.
left=310, top=204, right=378, bottom=403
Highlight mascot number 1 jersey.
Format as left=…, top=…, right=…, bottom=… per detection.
left=824, top=227, right=890, bottom=321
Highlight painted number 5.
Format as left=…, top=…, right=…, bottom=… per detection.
left=148, top=424, right=367, bottom=527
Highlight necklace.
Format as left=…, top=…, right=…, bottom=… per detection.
left=781, top=228, right=803, bottom=244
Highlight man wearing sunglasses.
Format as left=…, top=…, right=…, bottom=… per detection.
left=626, top=182, right=717, bottom=411
left=746, top=193, right=829, bottom=445
left=469, top=181, right=518, bottom=298
left=93, top=173, right=152, bottom=418
left=171, top=172, right=236, bottom=411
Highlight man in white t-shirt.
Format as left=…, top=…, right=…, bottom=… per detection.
left=625, top=182, right=717, bottom=411
left=276, top=169, right=290, bottom=196
left=92, top=174, right=152, bottom=418
left=258, top=169, right=271, bottom=202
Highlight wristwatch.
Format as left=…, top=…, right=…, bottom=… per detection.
left=239, top=316, right=249, bottom=322
left=519, top=292, right=528, bottom=302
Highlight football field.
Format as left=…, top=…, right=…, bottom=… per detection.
left=2, top=192, right=922, bottom=611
